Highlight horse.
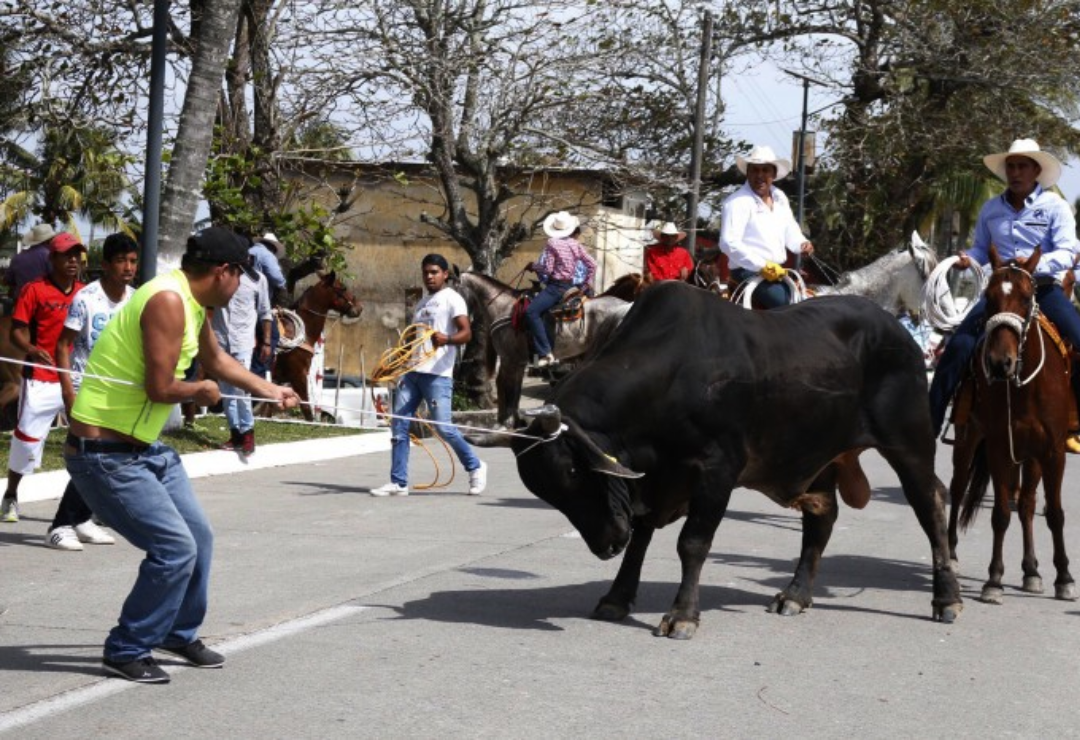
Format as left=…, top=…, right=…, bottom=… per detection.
left=263, top=272, right=362, bottom=421
left=946, top=246, right=1077, bottom=604
left=453, top=270, right=631, bottom=428
left=807, top=231, right=937, bottom=316
left=0, top=316, right=23, bottom=427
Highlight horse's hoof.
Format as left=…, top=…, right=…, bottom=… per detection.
left=980, top=586, right=1004, bottom=604
left=1055, top=582, right=1078, bottom=601
left=591, top=601, right=630, bottom=622
left=933, top=602, right=963, bottom=623
left=1022, top=575, right=1044, bottom=594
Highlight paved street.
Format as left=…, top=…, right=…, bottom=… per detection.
left=2, top=433, right=1080, bottom=738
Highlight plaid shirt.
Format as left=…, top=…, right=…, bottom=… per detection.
left=535, top=237, right=596, bottom=287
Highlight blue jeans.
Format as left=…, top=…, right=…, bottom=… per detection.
left=65, top=442, right=213, bottom=662
left=221, top=348, right=255, bottom=432
left=731, top=268, right=791, bottom=309
left=390, top=372, right=481, bottom=486
left=524, top=282, right=569, bottom=357
left=929, top=285, right=1080, bottom=435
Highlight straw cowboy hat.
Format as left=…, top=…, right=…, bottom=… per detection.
left=258, top=232, right=283, bottom=253
left=983, top=138, right=1062, bottom=188
left=736, top=145, right=791, bottom=180
left=543, top=211, right=580, bottom=239
left=22, top=223, right=57, bottom=247
left=652, top=222, right=687, bottom=242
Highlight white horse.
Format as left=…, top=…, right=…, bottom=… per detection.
left=810, top=231, right=938, bottom=316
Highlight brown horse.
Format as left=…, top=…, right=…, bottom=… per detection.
left=948, top=246, right=1077, bottom=603
left=265, top=272, right=362, bottom=421
left=0, top=316, right=23, bottom=426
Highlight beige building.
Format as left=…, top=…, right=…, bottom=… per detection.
left=288, top=161, right=649, bottom=380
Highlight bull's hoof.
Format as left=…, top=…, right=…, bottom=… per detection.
left=980, top=585, right=1004, bottom=604
left=1022, top=575, right=1044, bottom=594
left=653, top=613, right=698, bottom=640
left=933, top=602, right=963, bottom=623
left=767, top=592, right=809, bottom=616
left=591, top=601, right=630, bottom=622
left=1055, top=582, right=1078, bottom=601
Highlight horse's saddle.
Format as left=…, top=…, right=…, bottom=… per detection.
left=511, top=287, right=588, bottom=332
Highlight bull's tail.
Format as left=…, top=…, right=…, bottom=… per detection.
left=958, top=440, right=990, bottom=530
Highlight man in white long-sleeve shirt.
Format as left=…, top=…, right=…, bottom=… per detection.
left=720, top=144, right=815, bottom=308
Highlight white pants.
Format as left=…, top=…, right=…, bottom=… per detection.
left=9, top=378, right=63, bottom=475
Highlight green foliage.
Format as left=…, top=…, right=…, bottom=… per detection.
left=203, top=135, right=352, bottom=276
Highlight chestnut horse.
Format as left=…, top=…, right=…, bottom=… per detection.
left=266, top=272, right=362, bottom=421
left=948, top=246, right=1077, bottom=603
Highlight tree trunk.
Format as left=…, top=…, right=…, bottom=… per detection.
left=157, top=0, right=244, bottom=269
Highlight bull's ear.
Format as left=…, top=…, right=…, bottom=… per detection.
left=564, top=419, right=644, bottom=479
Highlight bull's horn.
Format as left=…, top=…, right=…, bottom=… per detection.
left=521, top=404, right=563, bottom=437
left=591, top=453, right=645, bottom=480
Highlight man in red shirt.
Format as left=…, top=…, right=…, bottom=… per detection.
left=644, top=222, right=694, bottom=283
left=1, top=232, right=85, bottom=523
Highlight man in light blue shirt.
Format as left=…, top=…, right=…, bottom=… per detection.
left=212, top=269, right=272, bottom=455
left=929, top=139, right=1080, bottom=437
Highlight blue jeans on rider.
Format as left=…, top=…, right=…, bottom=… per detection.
left=929, top=284, right=1080, bottom=436
left=221, top=348, right=255, bottom=433
left=389, top=372, right=481, bottom=487
left=731, top=268, right=791, bottom=309
left=525, top=281, right=569, bottom=357
left=65, top=442, right=213, bottom=662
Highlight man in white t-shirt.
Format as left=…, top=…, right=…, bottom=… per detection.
left=371, top=254, right=487, bottom=497
left=45, top=233, right=138, bottom=551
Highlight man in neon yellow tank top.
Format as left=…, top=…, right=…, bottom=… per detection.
left=65, top=227, right=299, bottom=684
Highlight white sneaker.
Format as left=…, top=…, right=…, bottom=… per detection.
left=535, top=354, right=556, bottom=368
left=468, top=461, right=488, bottom=495
left=75, top=519, right=116, bottom=545
left=370, top=482, right=409, bottom=497
left=1, top=497, right=18, bottom=523
left=46, top=526, right=84, bottom=551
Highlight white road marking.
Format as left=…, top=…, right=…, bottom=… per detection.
left=0, top=604, right=367, bottom=733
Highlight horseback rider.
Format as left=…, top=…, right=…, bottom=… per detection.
left=720, top=144, right=815, bottom=308
left=928, top=138, right=1080, bottom=444
left=644, top=222, right=694, bottom=283
left=525, top=211, right=596, bottom=368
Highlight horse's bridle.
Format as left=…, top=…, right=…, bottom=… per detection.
left=980, top=264, right=1045, bottom=388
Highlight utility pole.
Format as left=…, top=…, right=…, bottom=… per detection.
left=780, top=69, right=827, bottom=230
left=140, top=0, right=170, bottom=284
left=685, top=8, right=712, bottom=257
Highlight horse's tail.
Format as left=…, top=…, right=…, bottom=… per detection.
left=958, top=439, right=991, bottom=530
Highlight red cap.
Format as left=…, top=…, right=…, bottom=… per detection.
left=50, top=233, right=85, bottom=253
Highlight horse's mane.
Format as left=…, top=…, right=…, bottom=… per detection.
left=461, top=270, right=524, bottom=296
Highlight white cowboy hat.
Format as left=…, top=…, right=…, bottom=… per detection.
left=652, top=222, right=687, bottom=241
left=22, top=223, right=56, bottom=247
left=736, top=145, right=791, bottom=180
left=258, top=232, right=283, bottom=253
left=543, top=211, right=580, bottom=239
left=983, top=138, right=1062, bottom=188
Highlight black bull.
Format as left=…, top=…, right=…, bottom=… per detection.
left=470, top=282, right=962, bottom=639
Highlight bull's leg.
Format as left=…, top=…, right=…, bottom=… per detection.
left=655, top=480, right=734, bottom=640
left=769, top=487, right=838, bottom=617
left=880, top=447, right=963, bottom=622
left=592, top=521, right=654, bottom=622
left=1017, top=460, right=1043, bottom=594
left=1040, top=451, right=1077, bottom=600
left=981, top=465, right=1019, bottom=604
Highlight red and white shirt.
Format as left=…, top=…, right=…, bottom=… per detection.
left=12, top=276, right=83, bottom=382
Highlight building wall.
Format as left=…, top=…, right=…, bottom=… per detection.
left=289, top=164, right=646, bottom=379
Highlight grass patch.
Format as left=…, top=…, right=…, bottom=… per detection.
left=2, top=416, right=375, bottom=474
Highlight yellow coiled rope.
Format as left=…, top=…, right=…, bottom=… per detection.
left=370, top=323, right=455, bottom=491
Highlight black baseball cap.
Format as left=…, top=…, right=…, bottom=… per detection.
left=186, top=227, right=258, bottom=280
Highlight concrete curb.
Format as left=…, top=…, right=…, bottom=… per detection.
left=16, top=430, right=392, bottom=505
